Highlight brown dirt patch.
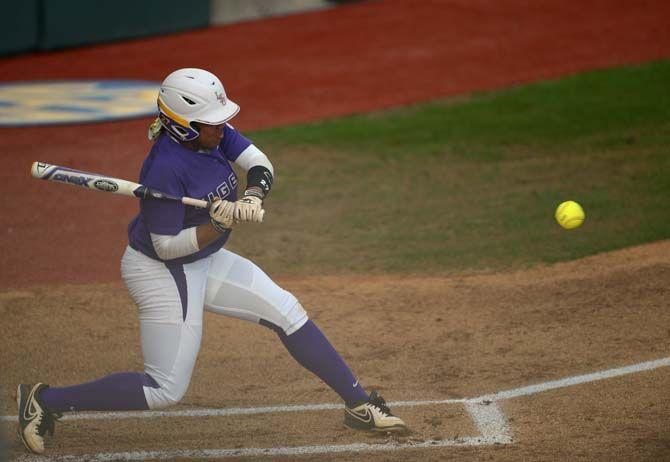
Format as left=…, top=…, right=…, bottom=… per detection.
left=2, top=241, right=669, bottom=460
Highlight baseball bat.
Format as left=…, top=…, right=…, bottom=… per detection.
left=30, top=161, right=209, bottom=208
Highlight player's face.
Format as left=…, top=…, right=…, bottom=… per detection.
left=197, top=123, right=225, bottom=150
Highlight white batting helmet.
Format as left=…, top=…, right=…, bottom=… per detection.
left=157, top=68, right=240, bottom=141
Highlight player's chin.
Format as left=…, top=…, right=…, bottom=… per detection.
left=199, top=140, right=220, bottom=150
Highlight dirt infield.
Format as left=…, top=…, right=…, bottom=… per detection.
left=2, top=241, right=669, bottom=460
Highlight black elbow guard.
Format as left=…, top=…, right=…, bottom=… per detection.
left=246, top=165, right=274, bottom=198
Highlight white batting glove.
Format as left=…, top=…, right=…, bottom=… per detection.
left=234, top=193, right=264, bottom=223
left=209, top=199, right=236, bottom=232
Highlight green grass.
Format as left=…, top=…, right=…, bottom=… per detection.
left=228, top=60, right=670, bottom=276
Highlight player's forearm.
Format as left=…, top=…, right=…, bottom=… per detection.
left=195, top=222, right=227, bottom=248
left=234, top=145, right=274, bottom=176
left=151, top=228, right=199, bottom=260
left=234, top=145, right=274, bottom=200
left=151, top=222, right=227, bottom=260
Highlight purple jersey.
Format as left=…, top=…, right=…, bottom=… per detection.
left=128, top=124, right=252, bottom=263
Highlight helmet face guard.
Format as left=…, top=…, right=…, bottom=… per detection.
left=157, top=100, right=200, bottom=141
left=156, top=68, right=240, bottom=142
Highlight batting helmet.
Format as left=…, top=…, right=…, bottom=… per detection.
left=157, top=68, right=240, bottom=141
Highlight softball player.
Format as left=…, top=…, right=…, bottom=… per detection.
left=17, top=68, right=406, bottom=454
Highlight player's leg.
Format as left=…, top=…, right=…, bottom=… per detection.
left=204, top=248, right=407, bottom=432
left=17, top=246, right=209, bottom=454
left=121, top=246, right=210, bottom=410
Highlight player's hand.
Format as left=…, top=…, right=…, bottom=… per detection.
left=234, top=193, right=264, bottom=223
left=209, top=198, right=236, bottom=232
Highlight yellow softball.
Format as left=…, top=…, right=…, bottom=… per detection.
left=555, top=201, right=585, bottom=229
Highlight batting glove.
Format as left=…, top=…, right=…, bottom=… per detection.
left=209, top=199, right=236, bottom=232
left=234, top=191, right=264, bottom=223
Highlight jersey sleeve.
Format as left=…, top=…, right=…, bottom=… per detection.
left=139, top=155, right=186, bottom=236
left=220, top=123, right=253, bottom=162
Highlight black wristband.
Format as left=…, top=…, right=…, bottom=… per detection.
left=247, top=166, right=273, bottom=198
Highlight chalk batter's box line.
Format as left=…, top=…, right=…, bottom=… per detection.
left=6, top=357, right=669, bottom=461
left=9, top=402, right=510, bottom=462
left=3, top=356, right=668, bottom=423
left=6, top=399, right=508, bottom=461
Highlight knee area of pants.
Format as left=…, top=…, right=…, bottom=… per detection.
left=282, top=301, right=309, bottom=335
left=147, top=384, right=187, bottom=410
left=260, top=300, right=308, bottom=336
left=279, top=291, right=299, bottom=311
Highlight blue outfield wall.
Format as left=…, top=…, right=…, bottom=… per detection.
left=0, top=0, right=40, bottom=55
left=1, top=0, right=210, bottom=55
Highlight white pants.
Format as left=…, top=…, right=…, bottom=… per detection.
left=121, top=246, right=308, bottom=409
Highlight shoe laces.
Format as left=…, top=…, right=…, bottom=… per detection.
left=368, top=393, right=393, bottom=416
left=36, top=408, right=61, bottom=437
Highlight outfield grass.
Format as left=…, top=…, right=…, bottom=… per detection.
left=229, top=60, right=670, bottom=276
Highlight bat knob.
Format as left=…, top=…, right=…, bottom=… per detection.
left=31, top=161, right=53, bottom=179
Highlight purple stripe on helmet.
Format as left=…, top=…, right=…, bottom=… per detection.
left=166, top=262, right=188, bottom=321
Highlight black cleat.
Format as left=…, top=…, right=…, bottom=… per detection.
left=17, top=383, right=59, bottom=454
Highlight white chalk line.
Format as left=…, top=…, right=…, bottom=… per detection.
left=4, top=357, right=668, bottom=423
left=0, top=399, right=466, bottom=423
left=11, top=437, right=498, bottom=462
left=6, top=356, right=669, bottom=461
left=465, top=401, right=512, bottom=444
left=6, top=399, right=499, bottom=461
left=474, top=356, right=670, bottom=403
